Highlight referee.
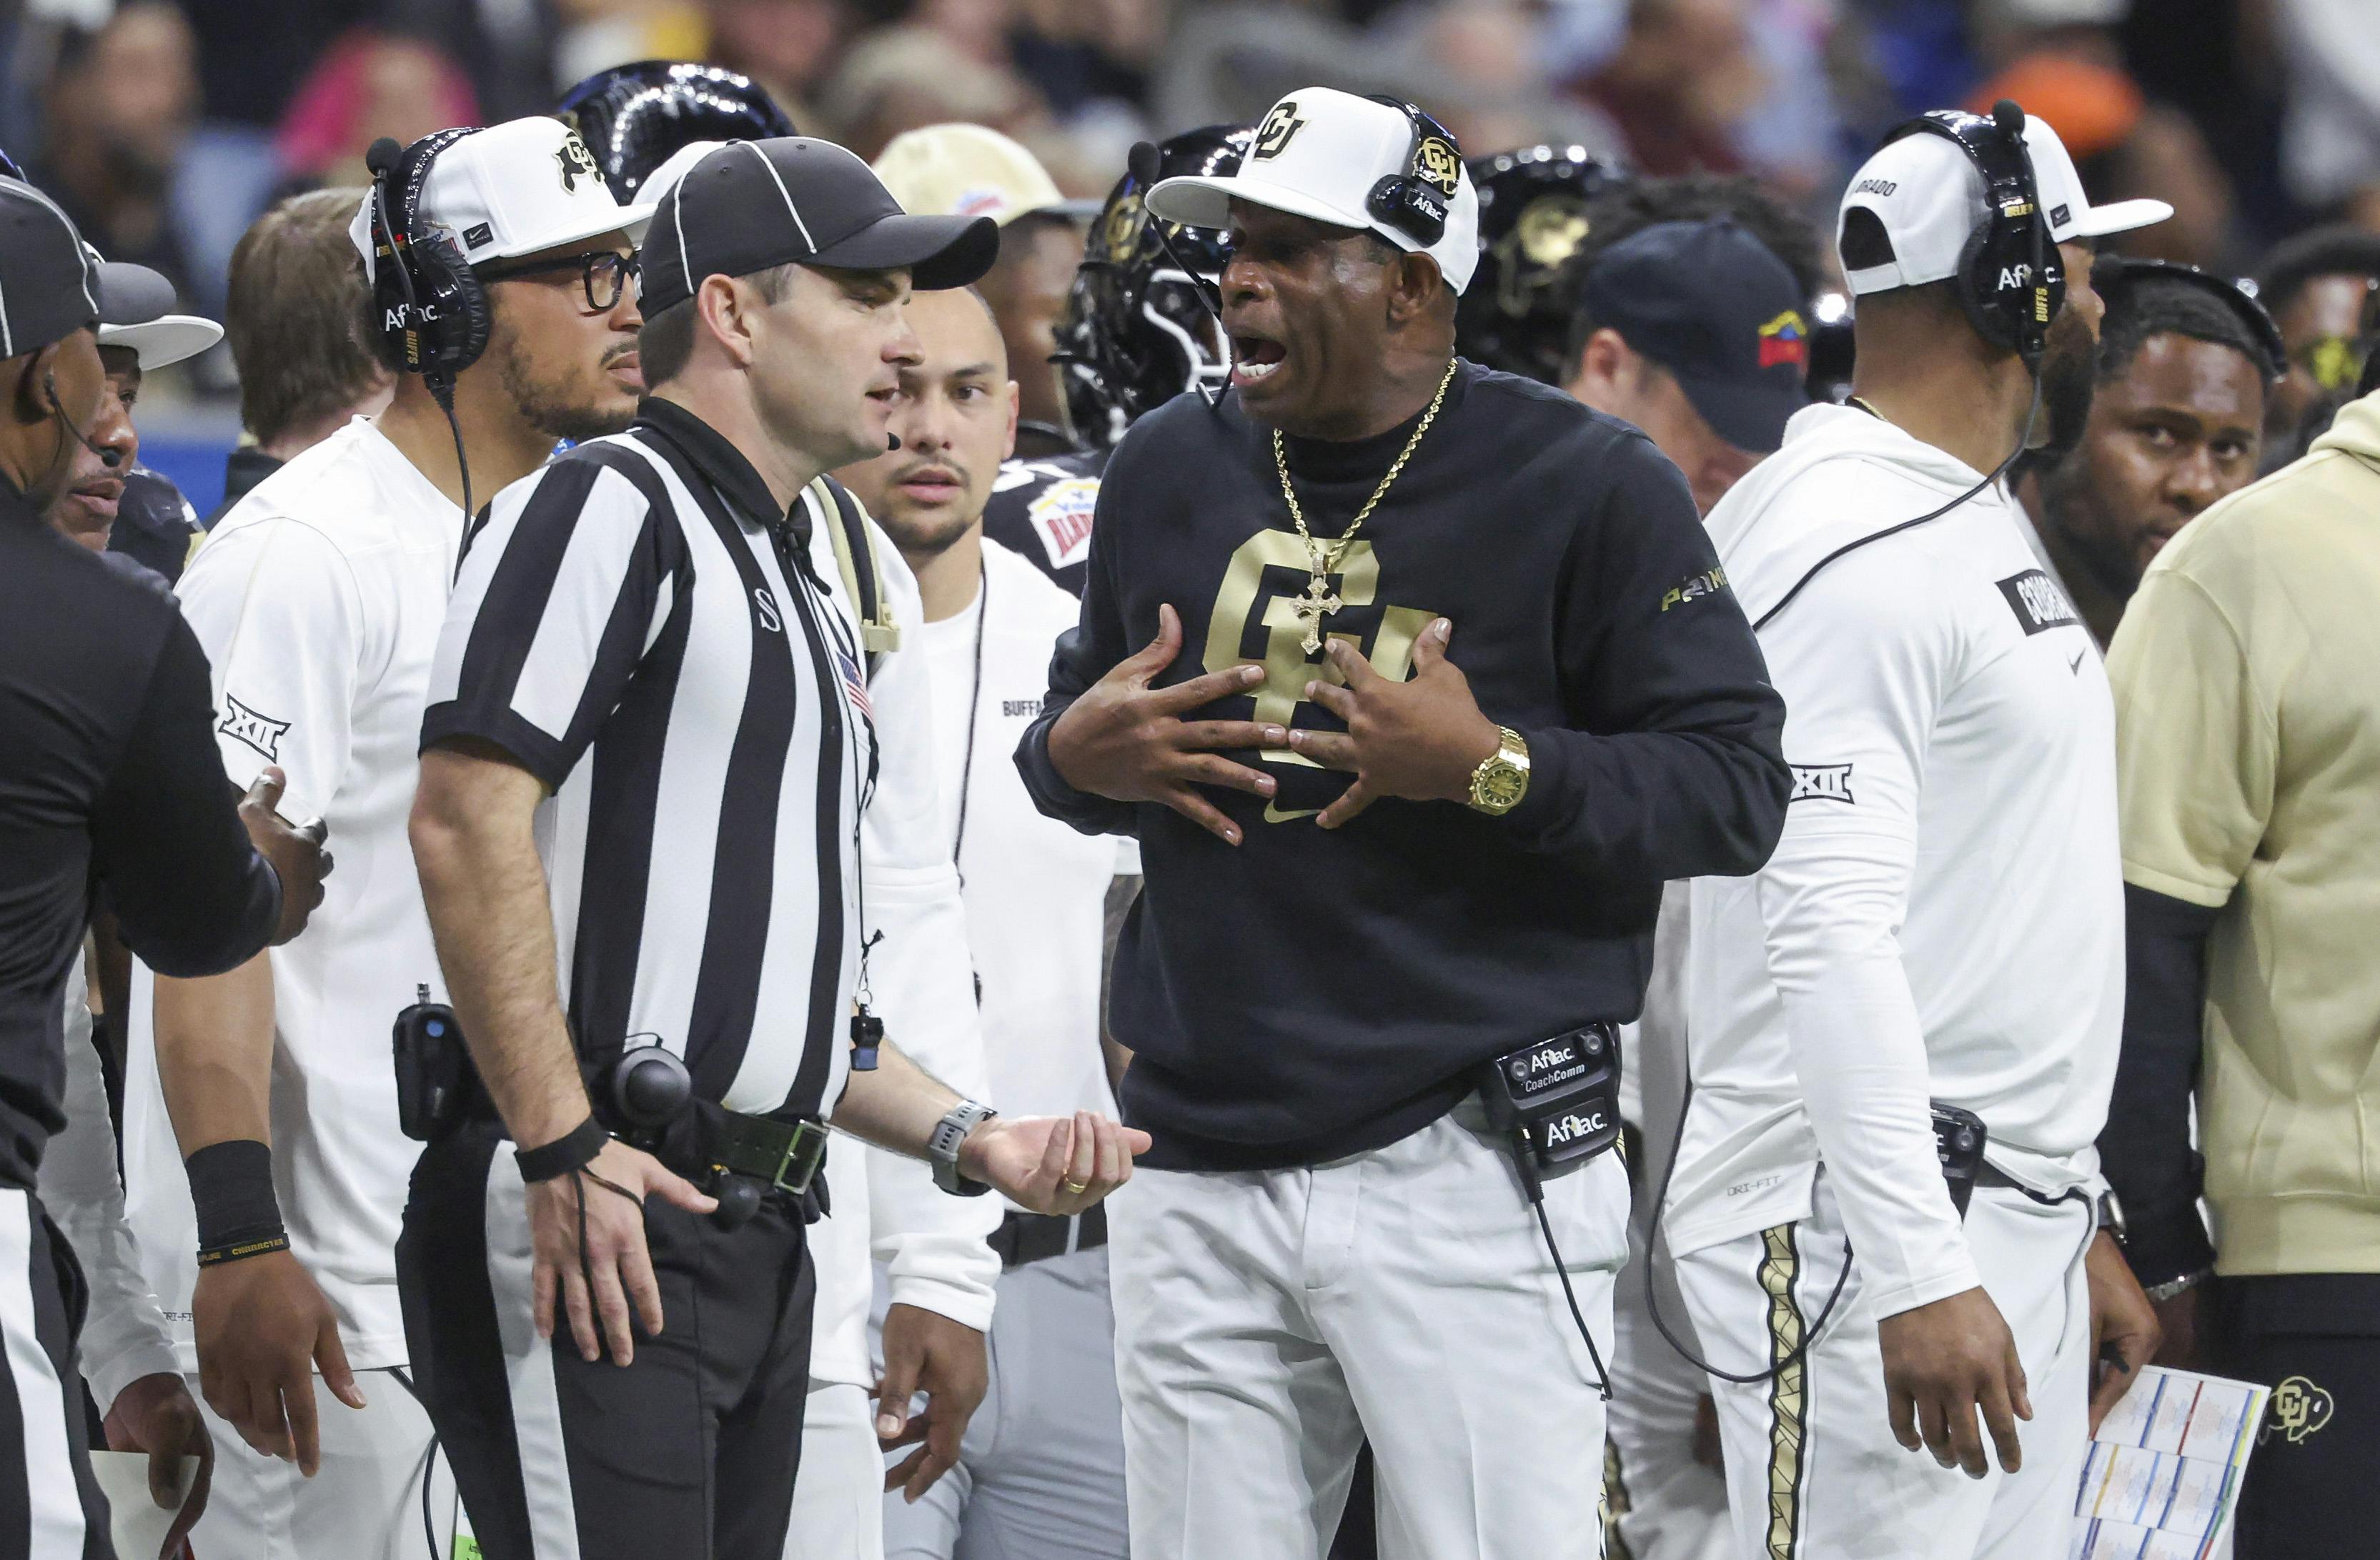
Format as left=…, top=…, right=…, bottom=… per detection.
left=404, top=138, right=1145, bottom=1558
left=0, top=174, right=327, bottom=1549
left=1018, top=89, right=1788, bottom=1558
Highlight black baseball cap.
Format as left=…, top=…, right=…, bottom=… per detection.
left=640, top=137, right=998, bottom=317
left=0, top=176, right=99, bottom=360
left=1582, top=217, right=1810, bottom=454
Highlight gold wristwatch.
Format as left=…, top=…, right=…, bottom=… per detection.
left=1467, top=727, right=1531, bottom=815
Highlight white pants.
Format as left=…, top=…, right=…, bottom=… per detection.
left=790, top=1380, right=886, bottom=1560
left=1109, top=1098, right=1628, bottom=1560
left=1608, top=1227, right=1733, bottom=1560
left=1673, top=1179, right=2095, bottom=1560
left=880, top=1245, right=1129, bottom=1560
left=187, top=1366, right=447, bottom=1560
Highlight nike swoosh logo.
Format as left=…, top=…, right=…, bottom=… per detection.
left=2069, top=650, right=2086, bottom=675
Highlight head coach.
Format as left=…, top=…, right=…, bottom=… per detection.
left=1013, top=86, right=1789, bottom=1559
left=403, top=137, right=1148, bottom=1559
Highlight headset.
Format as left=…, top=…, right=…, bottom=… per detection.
left=1362, top=96, right=1463, bottom=249
left=365, top=131, right=488, bottom=548
left=1750, top=100, right=2053, bottom=633
left=1888, top=101, right=2061, bottom=367
left=2092, top=255, right=2288, bottom=383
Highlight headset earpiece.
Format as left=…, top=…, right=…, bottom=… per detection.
left=1363, top=96, right=1462, bottom=249
left=369, top=127, right=492, bottom=400
left=1888, top=102, right=2063, bottom=365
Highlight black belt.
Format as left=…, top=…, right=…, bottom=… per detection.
left=988, top=1205, right=1106, bottom=1269
left=1973, top=1161, right=2089, bottom=1210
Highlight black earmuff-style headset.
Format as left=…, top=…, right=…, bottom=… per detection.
left=365, top=130, right=493, bottom=409
left=1887, top=100, right=2061, bottom=365
left=1363, top=95, right=1463, bottom=249
left=365, top=130, right=491, bottom=561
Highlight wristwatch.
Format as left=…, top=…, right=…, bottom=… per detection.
left=2143, top=1268, right=2212, bottom=1303
left=928, top=1101, right=998, bottom=1197
left=1467, top=727, right=1532, bottom=815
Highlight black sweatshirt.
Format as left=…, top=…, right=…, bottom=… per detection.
left=0, top=492, right=282, bottom=1188
left=2098, top=882, right=2222, bottom=1287
left=1016, top=362, right=1789, bottom=1168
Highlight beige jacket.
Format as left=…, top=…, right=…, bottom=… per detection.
left=2109, top=391, right=2380, bottom=1275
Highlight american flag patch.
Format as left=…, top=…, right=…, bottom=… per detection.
left=836, top=646, right=873, bottom=721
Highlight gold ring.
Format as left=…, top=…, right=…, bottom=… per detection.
left=1062, top=1178, right=1090, bottom=1196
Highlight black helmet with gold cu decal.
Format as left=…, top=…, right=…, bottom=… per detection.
left=558, top=60, right=797, bottom=205
left=1459, top=144, right=1627, bottom=386
left=1052, top=122, right=1252, bottom=449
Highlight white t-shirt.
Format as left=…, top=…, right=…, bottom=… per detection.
left=928, top=540, right=1135, bottom=1139
left=124, top=419, right=458, bottom=1372
left=1668, top=404, right=2122, bottom=1318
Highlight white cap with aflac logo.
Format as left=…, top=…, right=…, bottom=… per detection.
left=1838, top=110, right=2170, bottom=296
left=1144, top=86, right=1479, bottom=295
left=346, top=117, right=655, bottom=282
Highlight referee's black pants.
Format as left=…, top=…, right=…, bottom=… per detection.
left=0, top=1188, right=109, bottom=1558
left=397, top=1128, right=815, bottom=1560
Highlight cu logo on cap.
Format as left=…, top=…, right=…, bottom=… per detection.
left=1254, top=102, right=1306, bottom=161
left=1416, top=137, right=1461, bottom=195
left=555, top=131, right=600, bottom=194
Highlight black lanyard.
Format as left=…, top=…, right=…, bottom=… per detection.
left=950, top=556, right=988, bottom=888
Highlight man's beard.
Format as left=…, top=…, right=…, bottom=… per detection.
left=496, top=333, right=636, bottom=445
left=2034, top=310, right=2099, bottom=464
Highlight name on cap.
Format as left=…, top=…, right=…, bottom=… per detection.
left=1852, top=177, right=1898, bottom=197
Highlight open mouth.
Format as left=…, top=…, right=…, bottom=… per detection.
left=1231, top=334, right=1286, bottom=387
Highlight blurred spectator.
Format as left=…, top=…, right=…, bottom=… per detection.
left=873, top=122, right=1091, bottom=457
left=2251, top=224, right=2380, bottom=456
left=1371, top=1, right=1625, bottom=167
left=2020, top=261, right=2282, bottom=646
left=275, top=29, right=482, bottom=192
left=212, top=189, right=394, bottom=526
left=2274, top=0, right=2380, bottom=224
left=1570, top=0, right=1764, bottom=179
left=31, top=3, right=204, bottom=303
left=1007, top=0, right=1167, bottom=119
left=827, top=24, right=1045, bottom=162
left=706, top=0, right=858, bottom=136
left=1967, top=50, right=2234, bottom=267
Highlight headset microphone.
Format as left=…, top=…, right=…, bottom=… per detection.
left=1128, top=141, right=1230, bottom=405
left=43, top=371, right=122, bottom=470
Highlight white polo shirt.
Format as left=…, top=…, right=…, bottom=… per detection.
left=123, top=419, right=457, bottom=1373
left=933, top=539, right=1136, bottom=1134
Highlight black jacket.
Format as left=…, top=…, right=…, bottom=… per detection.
left=1017, top=362, right=1788, bottom=1168
left=0, top=487, right=281, bottom=1186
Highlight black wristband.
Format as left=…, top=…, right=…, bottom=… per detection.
left=185, top=1139, right=284, bottom=1253
left=515, top=1116, right=609, bottom=1183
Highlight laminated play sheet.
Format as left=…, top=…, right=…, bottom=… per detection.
left=2070, top=1365, right=2270, bottom=1559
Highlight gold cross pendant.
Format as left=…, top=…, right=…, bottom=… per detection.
left=1291, top=572, right=1342, bottom=655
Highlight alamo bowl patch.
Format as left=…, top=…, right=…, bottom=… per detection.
left=1028, top=477, right=1101, bottom=570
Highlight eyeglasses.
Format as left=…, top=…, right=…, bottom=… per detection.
left=477, top=249, right=640, bottom=312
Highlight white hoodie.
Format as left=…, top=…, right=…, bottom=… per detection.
left=1667, top=402, right=2122, bottom=1318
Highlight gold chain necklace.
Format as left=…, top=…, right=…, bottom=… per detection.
left=1271, top=356, right=1459, bottom=655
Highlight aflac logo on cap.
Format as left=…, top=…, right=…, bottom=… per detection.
left=1757, top=309, right=1809, bottom=371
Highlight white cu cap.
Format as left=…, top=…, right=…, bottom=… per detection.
left=347, top=116, right=655, bottom=281
left=1838, top=108, right=2171, bottom=296
left=1145, top=86, right=1479, bottom=296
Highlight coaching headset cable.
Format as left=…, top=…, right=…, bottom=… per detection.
left=1503, top=1128, right=1615, bottom=1401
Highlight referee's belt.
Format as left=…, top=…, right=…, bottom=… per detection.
left=702, top=1108, right=830, bottom=1200
left=989, top=1205, right=1106, bottom=1269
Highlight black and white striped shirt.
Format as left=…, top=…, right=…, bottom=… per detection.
left=422, top=398, right=881, bottom=1120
